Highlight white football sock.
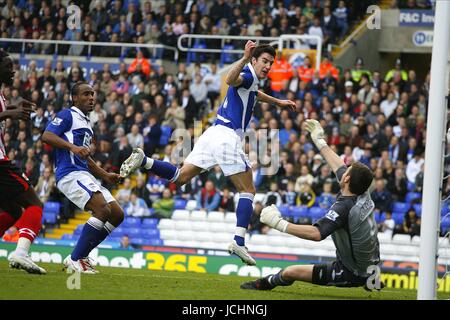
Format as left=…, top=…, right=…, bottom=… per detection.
left=15, top=237, right=31, bottom=257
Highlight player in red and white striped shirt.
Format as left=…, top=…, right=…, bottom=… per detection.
left=0, top=50, right=46, bottom=274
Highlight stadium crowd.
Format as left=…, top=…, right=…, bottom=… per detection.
left=0, top=0, right=448, bottom=243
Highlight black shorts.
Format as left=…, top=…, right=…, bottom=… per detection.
left=0, top=161, right=30, bottom=200
left=312, top=260, right=368, bottom=288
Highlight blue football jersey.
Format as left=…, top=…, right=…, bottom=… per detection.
left=214, top=63, right=259, bottom=132
left=45, top=107, right=93, bottom=182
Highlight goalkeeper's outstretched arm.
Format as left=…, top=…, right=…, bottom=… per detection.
left=303, top=119, right=345, bottom=175
left=261, top=205, right=322, bottom=241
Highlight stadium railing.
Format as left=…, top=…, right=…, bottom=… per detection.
left=0, top=38, right=179, bottom=61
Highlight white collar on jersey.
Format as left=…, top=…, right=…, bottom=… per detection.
left=247, top=63, right=258, bottom=82
left=70, top=106, right=90, bottom=122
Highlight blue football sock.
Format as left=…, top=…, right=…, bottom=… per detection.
left=152, top=160, right=180, bottom=182
left=234, top=193, right=254, bottom=246
left=86, top=221, right=116, bottom=253
left=71, top=217, right=105, bottom=261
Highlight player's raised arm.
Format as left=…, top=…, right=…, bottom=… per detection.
left=303, top=119, right=345, bottom=175
left=257, top=90, right=296, bottom=112
left=225, top=40, right=256, bottom=87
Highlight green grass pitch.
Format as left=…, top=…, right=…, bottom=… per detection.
left=1, top=261, right=449, bottom=300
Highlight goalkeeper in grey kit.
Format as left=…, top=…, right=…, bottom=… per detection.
left=241, top=120, right=382, bottom=290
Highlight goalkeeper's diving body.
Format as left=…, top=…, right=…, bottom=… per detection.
left=241, top=119, right=381, bottom=290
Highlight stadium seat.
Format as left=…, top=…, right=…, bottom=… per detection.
left=174, top=199, right=187, bottom=210
left=159, top=229, right=177, bottom=240
left=159, top=125, right=173, bottom=146
left=405, top=192, right=422, bottom=204
left=392, top=234, right=412, bottom=244
left=374, top=212, right=385, bottom=224
left=268, top=236, right=286, bottom=247
left=172, top=210, right=190, bottom=221
left=43, top=212, right=58, bottom=224
left=214, top=233, right=232, bottom=243
left=377, top=232, right=392, bottom=243
left=61, top=234, right=73, bottom=240
left=130, top=238, right=145, bottom=246
left=185, top=200, right=197, bottom=211
left=277, top=205, right=291, bottom=217
left=208, top=222, right=224, bottom=233
left=111, top=227, right=125, bottom=237
left=177, top=230, right=195, bottom=241
left=142, top=218, right=158, bottom=229
left=207, top=211, right=225, bottom=223
left=43, top=201, right=60, bottom=213
left=224, top=212, right=237, bottom=223
left=124, top=227, right=141, bottom=237
left=190, top=210, right=207, bottom=221
left=290, top=206, right=309, bottom=219
left=412, top=235, right=421, bottom=245
left=250, top=234, right=268, bottom=246
left=194, top=231, right=213, bottom=242
left=73, top=225, right=83, bottom=235
left=191, top=221, right=209, bottom=232
left=413, top=204, right=422, bottom=216
left=393, top=202, right=410, bottom=214
left=123, top=217, right=141, bottom=228
left=158, top=219, right=175, bottom=230
left=392, top=213, right=404, bottom=225
left=141, top=229, right=160, bottom=239
left=407, top=182, right=416, bottom=192
left=220, top=44, right=235, bottom=66
left=143, top=239, right=164, bottom=246
left=175, top=220, right=191, bottom=231
left=309, top=207, right=326, bottom=221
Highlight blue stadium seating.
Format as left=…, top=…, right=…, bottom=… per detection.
left=441, top=219, right=450, bottom=233
left=187, top=43, right=207, bottom=64
left=278, top=205, right=291, bottom=217
left=407, top=182, right=416, bottom=192
left=374, top=212, right=385, bottom=224
left=122, top=217, right=141, bottom=228
left=413, top=204, right=422, bottom=216
left=42, top=212, right=58, bottom=224
left=144, top=239, right=164, bottom=246
left=130, top=238, right=145, bottom=246
left=123, top=228, right=141, bottom=237
left=159, top=125, right=173, bottom=146
left=141, top=229, right=160, bottom=239
left=111, top=227, right=125, bottom=237
left=220, top=44, right=235, bottom=66
left=393, top=202, right=410, bottom=214
left=142, top=218, right=159, bottom=229
left=405, top=192, right=422, bottom=204
left=392, top=213, right=404, bottom=225
left=309, top=207, right=327, bottom=220
left=74, top=225, right=83, bottom=235
left=44, top=201, right=60, bottom=213
left=174, top=199, right=187, bottom=210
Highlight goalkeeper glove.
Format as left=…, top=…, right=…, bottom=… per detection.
left=304, top=119, right=328, bottom=150
left=260, top=204, right=289, bottom=233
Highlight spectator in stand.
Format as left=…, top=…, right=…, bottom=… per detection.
left=207, top=165, right=227, bottom=190
left=128, top=50, right=151, bottom=78
left=116, top=177, right=133, bottom=207
left=34, top=166, right=56, bottom=203
left=143, top=115, right=162, bottom=156
left=406, top=149, right=425, bottom=185
left=371, top=178, right=393, bottom=216
left=152, top=189, right=175, bottom=219
left=317, top=180, right=335, bottom=208
left=147, top=174, right=167, bottom=203
left=132, top=174, right=152, bottom=207
left=267, top=56, right=293, bottom=98
left=297, top=183, right=316, bottom=208
left=218, top=187, right=235, bottom=213
left=379, top=211, right=395, bottom=238
left=263, top=182, right=283, bottom=207
left=124, top=192, right=149, bottom=217
left=195, top=180, right=221, bottom=212
left=403, top=208, right=421, bottom=237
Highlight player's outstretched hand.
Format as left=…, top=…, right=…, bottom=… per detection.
left=260, top=204, right=289, bottom=233
left=6, top=99, right=35, bottom=121
left=70, top=145, right=91, bottom=159
left=303, top=119, right=327, bottom=149
left=278, top=100, right=297, bottom=112
left=243, top=40, right=256, bottom=62
left=103, top=172, right=122, bottom=185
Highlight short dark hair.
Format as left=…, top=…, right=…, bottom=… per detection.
left=70, top=81, right=88, bottom=98
left=252, top=44, right=276, bottom=60
left=348, top=162, right=374, bottom=195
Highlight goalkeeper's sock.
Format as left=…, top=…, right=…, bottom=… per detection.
left=234, top=193, right=254, bottom=246
left=267, top=270, right=294, bottom=287
left=71, top=217, right=105, bottom=261
left=142, top=157, right=180, bottom=182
